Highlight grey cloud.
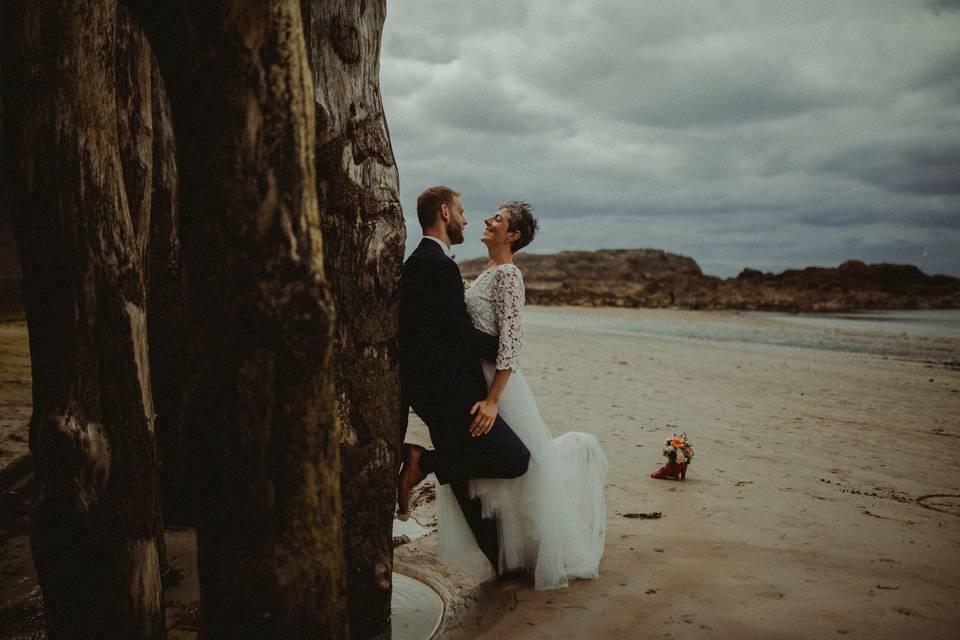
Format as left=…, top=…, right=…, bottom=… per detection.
left=909, top=47, right=960, bottom=104
left=928, top=0, right=960, bottom=13
left=512, top=4, right=863, bottom=129
left=383, top=2, right=530, bottom=64
left=382, top=31, right=457, bottom=65
left=382, top=1, right=960, bottom=277
left=536, top=46, right=845, bottom=129
left=796, top=208, right=887, bottom=229
left=903, top=211, right=960, bottom=229
left=421, top=75, right=571, bottom=135
left=797, top=207, right=959, bottom=230
left=820, top=140, right=960, bottom=196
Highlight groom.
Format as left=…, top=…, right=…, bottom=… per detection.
left=398, top=185, right=530, bottom=572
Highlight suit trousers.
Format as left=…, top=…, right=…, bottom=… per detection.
left=411, top=399, right=530, bottom=486
left=409, top=397, right=530, bottom=572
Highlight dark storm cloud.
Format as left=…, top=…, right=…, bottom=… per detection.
left=797, top=208, right=959, bottom=230
left=521, top=24, right=849, bottom=129
left=820, top=140, right=960, bottom=196
left=415, top=70, right=571, bottom=135
left=910, top=45, right=960, bottom=99
left=381, top=0, right=960, bottom=276
left=928, top=0, right=960, bottom=13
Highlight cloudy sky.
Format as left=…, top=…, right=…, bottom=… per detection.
left=380, top=0, right=960, bottom=277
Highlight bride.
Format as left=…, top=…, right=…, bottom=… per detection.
left=436, top=201, right=608, bottom=590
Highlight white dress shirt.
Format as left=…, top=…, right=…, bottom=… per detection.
left=423, top=235, right=454, bottom=259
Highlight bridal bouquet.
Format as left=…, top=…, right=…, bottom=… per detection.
left=662, top=433, right=694, bottom=465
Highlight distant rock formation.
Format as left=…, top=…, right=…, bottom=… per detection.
left=462, top=248, right=703, bottom=281
left=459, top=250, right=960, bottom=311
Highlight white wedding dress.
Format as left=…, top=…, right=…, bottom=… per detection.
left=436, top=263, right=608, bottom=590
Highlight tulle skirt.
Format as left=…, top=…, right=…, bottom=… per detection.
left=437, top=363, right=607, bottom=590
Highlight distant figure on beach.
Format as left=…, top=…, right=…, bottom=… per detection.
left=398, top=186, right=531, bottom=576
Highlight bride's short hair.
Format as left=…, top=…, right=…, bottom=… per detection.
left=417, top=186, right=460, bottom=229
left=500, top=201, right=539, bottom=253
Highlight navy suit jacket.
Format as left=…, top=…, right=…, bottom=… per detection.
left=399, top=238, right=499, bottom=427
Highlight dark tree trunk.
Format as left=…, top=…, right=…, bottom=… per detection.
left=2, top=1, right=165, bottom=637
left=0, top=2, right=22, bottom=315
left=140, top=29, right=186, bottom=527
left=6, top=0, right=349, bottom=635
left=114, top=1, right=183, bottom=572
left=302, top=2, right=407, bottom=636
left=127, top=2, right=347, bottom=637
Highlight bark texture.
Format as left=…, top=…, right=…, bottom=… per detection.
left=127, top=2, right=347, bottom=637
left=2, top=1, right=165, bottom=637
left=140, top=36, right=186, bottom=527
left=302, top=1, right=407, bottom=636
left=114, top=2, right=184, bottom=565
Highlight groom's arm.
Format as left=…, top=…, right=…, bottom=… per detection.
left=437, top=259, right=499, bottom=361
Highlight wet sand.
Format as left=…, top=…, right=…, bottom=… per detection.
left=396, top=307, right=960, bottom=639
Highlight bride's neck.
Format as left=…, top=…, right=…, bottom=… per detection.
left=486, top=246, right=513, bottom=267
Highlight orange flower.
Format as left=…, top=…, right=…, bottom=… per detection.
left=671, top=439, right=684, bottom=448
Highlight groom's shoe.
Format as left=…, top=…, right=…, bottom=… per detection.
left=397, top=443, right=427, bottom=520
left=496, top=568, right=527, bottom=582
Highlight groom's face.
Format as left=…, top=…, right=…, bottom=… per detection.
left=445, top=196, right=467, bottom=245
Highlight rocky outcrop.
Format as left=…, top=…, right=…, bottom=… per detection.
left=461, top=248, right=703, bottom=282
left=459, top=250, right=960, bottom=311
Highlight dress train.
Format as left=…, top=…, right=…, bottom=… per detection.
left=437, top=362, right=607, bottom=590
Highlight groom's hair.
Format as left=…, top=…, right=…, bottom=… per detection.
left=417, top=186, right=460, bottom=229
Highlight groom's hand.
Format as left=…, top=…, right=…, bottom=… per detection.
left=469, top=400, right=497, bottom=437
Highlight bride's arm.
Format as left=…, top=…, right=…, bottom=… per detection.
left=469, top=266, right=525, bottom=436
left=469, top=369, right=511, bottom=437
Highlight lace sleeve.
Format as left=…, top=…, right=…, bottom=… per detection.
left=493, top=265, right=525, bottom=370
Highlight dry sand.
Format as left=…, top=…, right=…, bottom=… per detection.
left=2, top=308, right=959, bottom=639
left=396, top=307, right=960, bottom=640
left=0, top=320, right=31, bottom=474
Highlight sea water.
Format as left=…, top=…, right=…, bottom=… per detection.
left=758, top=310, right=960, bottom=339
left=523, top=307, right=960, bottom=365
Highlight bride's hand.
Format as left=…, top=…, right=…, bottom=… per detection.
left=469, top=400, right=497, bottom=437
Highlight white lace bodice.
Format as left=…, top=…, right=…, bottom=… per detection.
left=464, top=263, right=525, bottom=370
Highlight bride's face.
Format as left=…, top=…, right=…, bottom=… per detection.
left=481, top=208, right=519, bottom=250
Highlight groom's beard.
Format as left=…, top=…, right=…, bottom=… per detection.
left=447, top=220, right=464, bottom=245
